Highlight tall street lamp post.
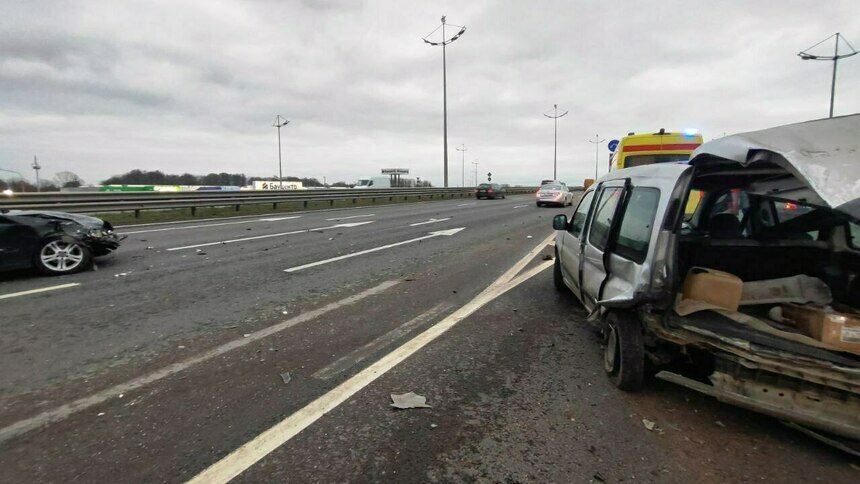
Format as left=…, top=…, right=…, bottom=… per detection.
left=456, top=144, right=468, bottom=187
left=544, top=104, right=568, bottom=180
left=272, top=115, right=290, bottom=188
left=587, top=135, right=605, bottom=180
left=31, top=156, right=41, bottom=192
left=798, top=33, right=858, bottom=118
left=423, top=16, right=467, bottom=188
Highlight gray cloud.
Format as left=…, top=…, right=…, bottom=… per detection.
left=0, top=0, right=858, bottom=186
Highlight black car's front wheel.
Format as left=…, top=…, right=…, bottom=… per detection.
left=34, top=237, right=91, bottom=275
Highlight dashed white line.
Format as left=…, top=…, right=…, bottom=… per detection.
left=512, top=204, right=528, bottom=209
left=166, top=221, right=374, bottom=251
left=0, top=283, right=81, bottom=300
left=408, top=217, right=451, bottom=227
left=312, top=302, right=453, bottom=380
left=325, top=213, right=375, bottom=221
left=457, top=202, right=476, bottom=207
left=284, top=227, right=465, bottom=273
left=122, top=216, right=301, bottom=235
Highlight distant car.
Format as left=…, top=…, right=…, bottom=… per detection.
left=476, top=183, right=506, bottom=199
left=0, top=211, right=123, bottom=275
left=536, top=182, right=573, bottom=207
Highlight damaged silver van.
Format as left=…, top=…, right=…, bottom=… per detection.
left=552, top=114, right=860, bottom=454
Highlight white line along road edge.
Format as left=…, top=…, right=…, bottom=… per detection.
left=189, top=232, right=556, bottom=484
left=0, top=283, right=81, bottom=300
left=0, top=280, right=401, bottom=445
left=166, top=221, right=374, bottom=251
left=284, top=227, right=465, bottom=273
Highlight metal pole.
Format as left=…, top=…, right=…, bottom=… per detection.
left=830, top=33, right=839, bottom=118
left=277, top=125, right=283, bottom=184
left=544, top=104, right=567, bottom=181
left=587, top=135, right=605, bottom=180
left=442, top=18, right=449, bottom=187
left=32, top=155, right=41, bottom=192
left=456, top=144, right=467, bottom=187
left=472, top=160, right=478, bottom=186
left=553, top=105, right=558, bottom=180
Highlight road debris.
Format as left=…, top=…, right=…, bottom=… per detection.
left=114, top=272, right=128, bottom=277
left=642, top=418, right=656, bottom=431
left=527, top=235, right=533, bottom=239
left=430, top=423, right=438, bottom=429
left=145, top=246, right=154, bottom=250
left=715, top=420, right=726, bottom=428
left=542, top=254, right=553, bottom=260
left=390, top=392, right=431, bottom=409
left=280, top=372, right=291, bottom=384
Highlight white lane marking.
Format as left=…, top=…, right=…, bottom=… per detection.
left=325, top=213, right=375, bottom=221
left=312, top=302, right=453, bottom=380
left=284, top=227, right=465, bottom=273
left=0, top=280, right=401, bottom=445
left=0, top=283, right=81, bottom=301
left=258, top=216, right=302, bottom=222
left=166, top=221, right=375, bottom=251
left=512, top=204, right=528, bottom=209
left=121, top=217, right=301, bottom=235
left=408, top=217, right=451, bottom=227
left=188, top=236, right=555, bottom=484
left=457, top=202, right=476, bottom=207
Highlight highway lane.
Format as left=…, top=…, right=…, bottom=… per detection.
left=2, top=208, right=855, bottom=483
left=0, top=195, right=558, bottom=409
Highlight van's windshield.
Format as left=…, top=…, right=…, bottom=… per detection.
left=356, top=179, right=372, bottom=187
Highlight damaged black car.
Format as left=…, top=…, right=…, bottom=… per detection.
left=0, top=211, right=123, bottom=275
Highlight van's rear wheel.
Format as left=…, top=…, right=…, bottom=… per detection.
left=604, top=311, right=644, bottom=391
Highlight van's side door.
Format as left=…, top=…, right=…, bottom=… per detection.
left=580, top=181, right=628, bottom=310
left=557, top=190, right=595, bottom=299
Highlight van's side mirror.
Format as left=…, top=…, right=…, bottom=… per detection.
left=552, top=214, right=568, bottom=230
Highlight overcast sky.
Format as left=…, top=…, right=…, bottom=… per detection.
left=1, top=0, right=858, bottom=187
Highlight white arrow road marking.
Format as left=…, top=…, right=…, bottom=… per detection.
left=512, top=204, right=528, bottom=209
left=122, top=216, right=301, bottom=235
left=166, top=221, right=375, bottom=251
left=325, top=213, right=375, bottom=221
left=284, top=227, right=466, bottom=273
left=408, top=217, right=451, bottom=227
left=0, top=283, right=81, bottom=300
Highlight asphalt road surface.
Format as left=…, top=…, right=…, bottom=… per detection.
left=1, top=195, right=857, bottom=483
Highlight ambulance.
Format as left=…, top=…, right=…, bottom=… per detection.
left=610, top=128, right=703, bottom=171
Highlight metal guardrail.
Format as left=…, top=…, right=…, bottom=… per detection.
left=0, top=187, right=539, bottom=217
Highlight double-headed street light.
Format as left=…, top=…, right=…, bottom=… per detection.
left=423, top=16, right=467, bottom=188
left=456, top=143, right=467, bottom=187
left=587, top=135, right=605, bottom=180
left=798, top=33, right=858, bottom=118
left=544, top=104, right=568, bottom=181
left=272, top=115, right=290, bottom=188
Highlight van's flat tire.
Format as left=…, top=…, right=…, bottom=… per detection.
left=604, top=311, right=644, bottom=392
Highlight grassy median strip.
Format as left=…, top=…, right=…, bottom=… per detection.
left=92, top=194, right=472, bottom=226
